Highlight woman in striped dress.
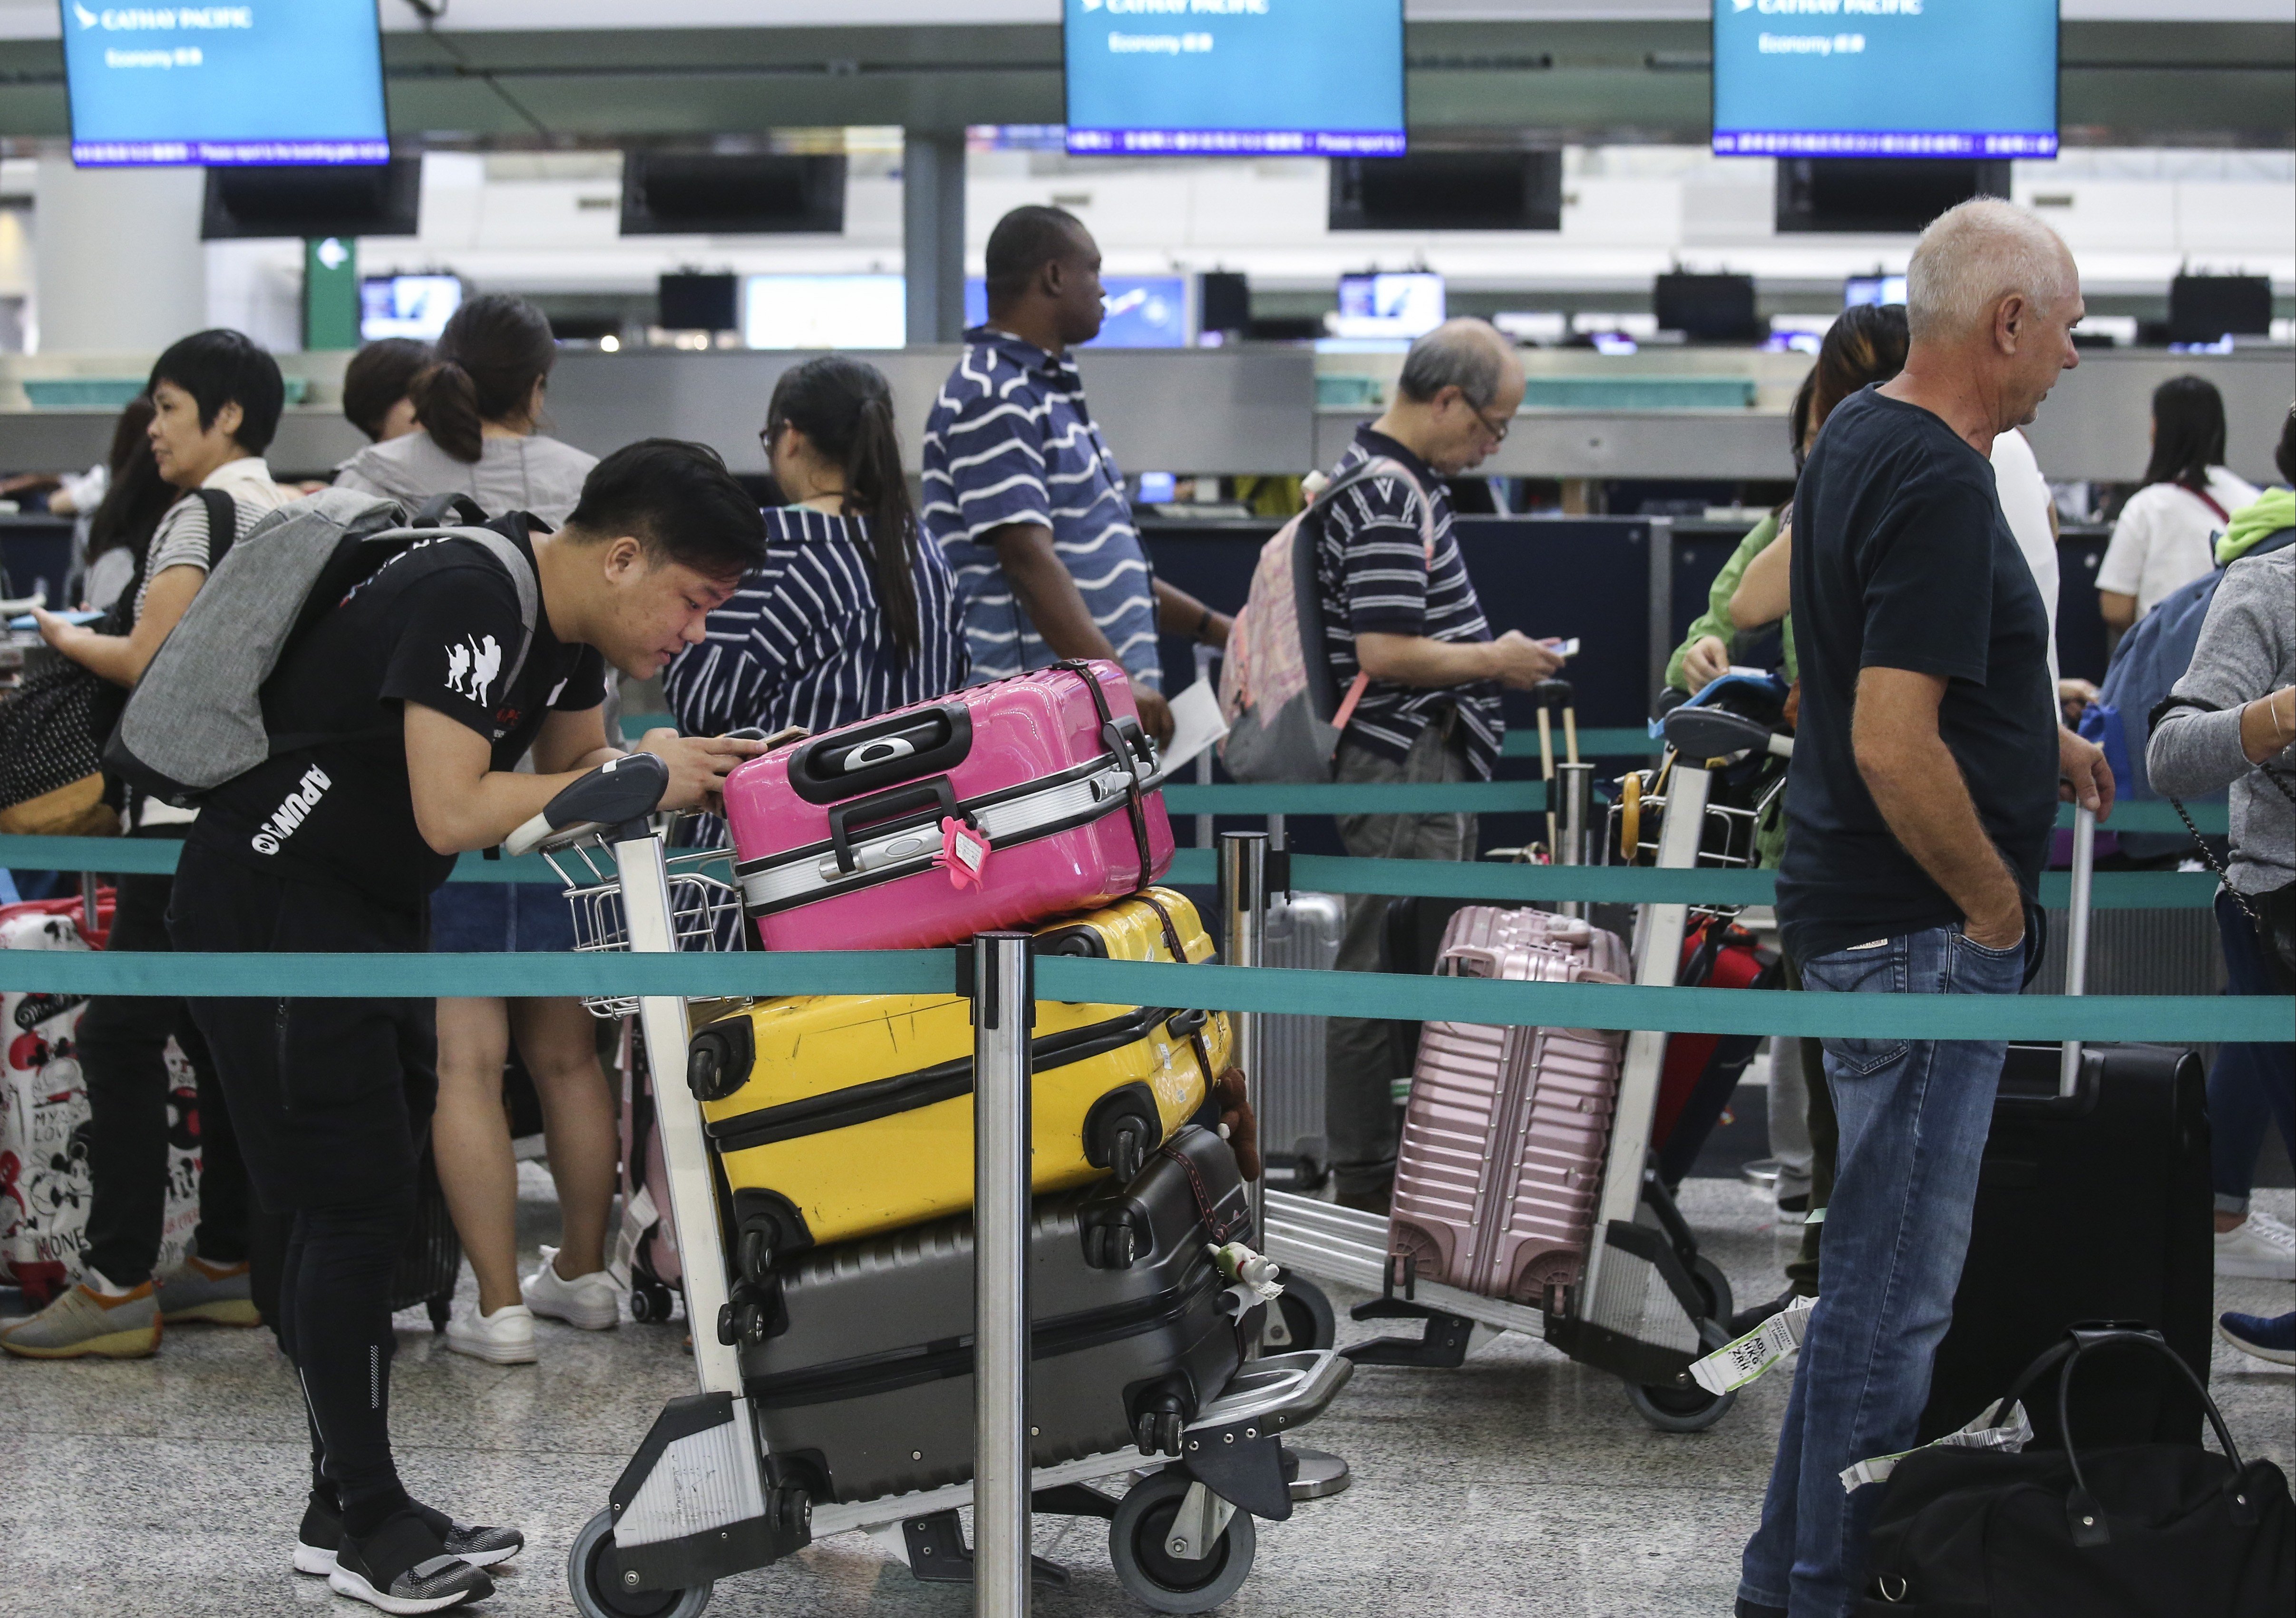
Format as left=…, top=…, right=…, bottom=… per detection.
left=665, top=355, right=968, bottom=748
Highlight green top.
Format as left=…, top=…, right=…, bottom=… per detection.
left=2218, top=486, right=2294, bottom=565
left=1664, top=512, right=1797, bottom=691
left=1662, top=511, right=1794, bottom=870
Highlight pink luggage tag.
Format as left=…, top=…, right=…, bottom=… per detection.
left=934, top=817, right=992, bottom=890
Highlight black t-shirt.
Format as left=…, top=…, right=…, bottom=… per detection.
left=193, top=517, right=609, bottom=910
left=1775, top=387, right=2057, bottom=965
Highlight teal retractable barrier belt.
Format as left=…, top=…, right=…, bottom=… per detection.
left=3, top=839, right=2225, bottom=908
left=1158, top=850, right=2220, bottom=909
left=0, top=948, right=2283, bottom=1044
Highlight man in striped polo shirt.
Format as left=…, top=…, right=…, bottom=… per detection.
left=1321, top=319, right=1569, bottom=1212
left=922, top=206, right=1230, bottom=745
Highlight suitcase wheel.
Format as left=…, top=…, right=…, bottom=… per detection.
left=567, top=1507, right=711, bottom=1618
left=1624, top=1318, right=1738, bottom=1434
left=1109, top=1470, right=1257, bottom=1615
left=1084, top=1223, right=1139, bottom=1272
left=630, top=1282, right=677, bottom=1325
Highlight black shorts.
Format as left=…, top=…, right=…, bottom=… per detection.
left=167, top=844, right=437, bottom=1213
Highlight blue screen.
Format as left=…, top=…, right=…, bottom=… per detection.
left=1713, top=0, right=2057, bottom=159
left=61, top=0, right=389, bottom=167
left=963, top=275, right=1191, bottom=348
left=1063, top=0, right=1405, bottom=158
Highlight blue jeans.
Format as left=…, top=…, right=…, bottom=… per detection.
left=1739, top=926, right=2026, bottom=1618
left=2206, top=890, right=2296, bottom=1216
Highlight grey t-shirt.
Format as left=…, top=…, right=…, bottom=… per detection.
left=335, top=430, right=596, bottom=528
left=2148, top=544, right=2295, bottom=901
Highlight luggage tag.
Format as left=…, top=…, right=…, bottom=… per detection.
left=1840, top=1399, right=2034, bottom=1492
left=607, top=1184, right=659, bottom=1292
left=933, top=816, right=992, bottom=890
left=1690, top=1293, right=1818, bottom=1395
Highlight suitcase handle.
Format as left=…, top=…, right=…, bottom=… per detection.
left=786, top=703, right=973, bottom=806
left=824, top=778, right=963, bottom=875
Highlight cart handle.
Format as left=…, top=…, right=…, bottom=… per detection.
left=504, top=751, right=670, bottom=858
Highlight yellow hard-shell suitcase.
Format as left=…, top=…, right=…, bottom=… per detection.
left=689, top=888, right=1230, bottom=1256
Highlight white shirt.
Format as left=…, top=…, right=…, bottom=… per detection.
left=1990, top=427, right=2062, bottom=699
left=2096, top=466, right=2260, bottom=617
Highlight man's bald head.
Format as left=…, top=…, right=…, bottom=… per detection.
left=1396, top=318, right=1521, bottom=412
left=1906, top=198, right=2078, bottom=346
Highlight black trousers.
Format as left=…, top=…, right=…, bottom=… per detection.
left=169, top=845, right=437, bottom=1526
left=78, top=866, right=250, bottom=1286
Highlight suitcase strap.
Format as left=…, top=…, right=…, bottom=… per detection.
left=1160, top=1140, right=1247, bottom=1243
left=1052, top=659, right=1156, bottom=891
left=1134, top=889, right=1219, bottom=1086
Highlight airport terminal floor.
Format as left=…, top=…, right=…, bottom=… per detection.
left=7, top=1164, right=2291, bottom=1618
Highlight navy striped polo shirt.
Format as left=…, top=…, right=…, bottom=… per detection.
left=1316, top=428, right=1503, bottom=780
left=921, top=327, right=1162, bottom=691
left=662, top=505, right=970, bottom=741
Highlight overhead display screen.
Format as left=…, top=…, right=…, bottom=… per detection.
left=1712, top=0, right=2058, bottom=160
left=1063, top=0, right=1405, bottom=158
left=61, top=0, right=389, bottom=168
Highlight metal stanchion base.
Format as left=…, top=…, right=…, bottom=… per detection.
left=1286, top=1446, right=1352, bottom=1501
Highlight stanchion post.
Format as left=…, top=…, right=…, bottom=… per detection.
left=1555, top=762, right=1595, bottom=921
left=971, top=931, right=1034, bottom=1617
left=1219, top=831, right=1268, bottom=1316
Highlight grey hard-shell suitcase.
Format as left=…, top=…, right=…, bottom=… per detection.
left=1260, top=891, right=1344, bottom=1189
left=739, top=1125, right=1253, bottom=1505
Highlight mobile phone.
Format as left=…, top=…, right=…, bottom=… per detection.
left=1550, top=637, right=1580, bottom=658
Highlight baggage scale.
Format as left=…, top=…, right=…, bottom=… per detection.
left=1255, top=700, right=1795, bottom=1433
left=507, top=753, right=1352, bottom=1618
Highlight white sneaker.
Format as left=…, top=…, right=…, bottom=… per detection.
left=2215, top=1210, right=2296, bottom=1282
left=521, top=1246, right=621, bottom=1331
left=444, top=1302, right=536, bottom=1365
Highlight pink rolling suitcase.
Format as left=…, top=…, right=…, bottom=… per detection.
left=1387, top=933, right=1629, bottom=1309
left=723, top=660, right=1174, bottom=952
left=1435, top=905, right=1632, bottom=982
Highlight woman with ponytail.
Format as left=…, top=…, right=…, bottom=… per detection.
left=335, top=293, right=595, bottom=526
left=336, top=292, right=614, bottom=1370
left=664, top=354, right=968, bottom=741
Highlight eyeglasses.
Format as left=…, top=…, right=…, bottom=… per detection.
left=1473, top=404, right=1513, bottom=444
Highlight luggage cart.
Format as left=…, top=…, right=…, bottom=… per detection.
left=510, top=754, right=1354, bottom=1617
left=1258, top=703, right=1793, bottom=1433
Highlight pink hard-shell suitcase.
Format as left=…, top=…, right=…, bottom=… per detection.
left=1387, top=934, right=1629, bottom=1309
left=1436, top=905, right=1632, bottom=982
left=722, top=660, right=1174, bottom=952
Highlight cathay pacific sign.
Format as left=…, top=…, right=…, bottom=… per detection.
left=72, top=5, right=256, bottom=28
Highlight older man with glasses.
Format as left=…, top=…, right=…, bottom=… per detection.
left=1313, top=317, right=1572, bottom=1213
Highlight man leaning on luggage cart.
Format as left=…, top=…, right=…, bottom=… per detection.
left=1737, top=200, right=2116, bottom=1618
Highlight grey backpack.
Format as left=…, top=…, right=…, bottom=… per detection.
left=107, top=487, right=539, bottom=806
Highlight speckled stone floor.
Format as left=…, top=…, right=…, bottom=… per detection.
left=4, top=1166, right=2289, bottom=1618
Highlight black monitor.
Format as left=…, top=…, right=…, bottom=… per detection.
left=1654, top=273, right=1761, bottom=343
left=1330, top=151, right=1563, bottom=233
left=658, top=273, right=739, bottom=332
left=1776, top=159, right=2012, bottom=235
left=621, top=153, right=846, bottom=236
left=201, top=159, right=421, bottom=240
left=2168, top=275, right=2272, bottom=344
left=1199, top=272, right=1251, bottom=335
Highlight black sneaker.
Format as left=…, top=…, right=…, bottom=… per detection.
left=328, top=1510, right=493, bottom=1615
left=296, top=1491, right=523, bottom=1576
left=1727, top=1287, right=1808, bottom=1342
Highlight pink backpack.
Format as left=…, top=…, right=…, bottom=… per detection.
left=1216, top=456, right=1434, bottom=781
